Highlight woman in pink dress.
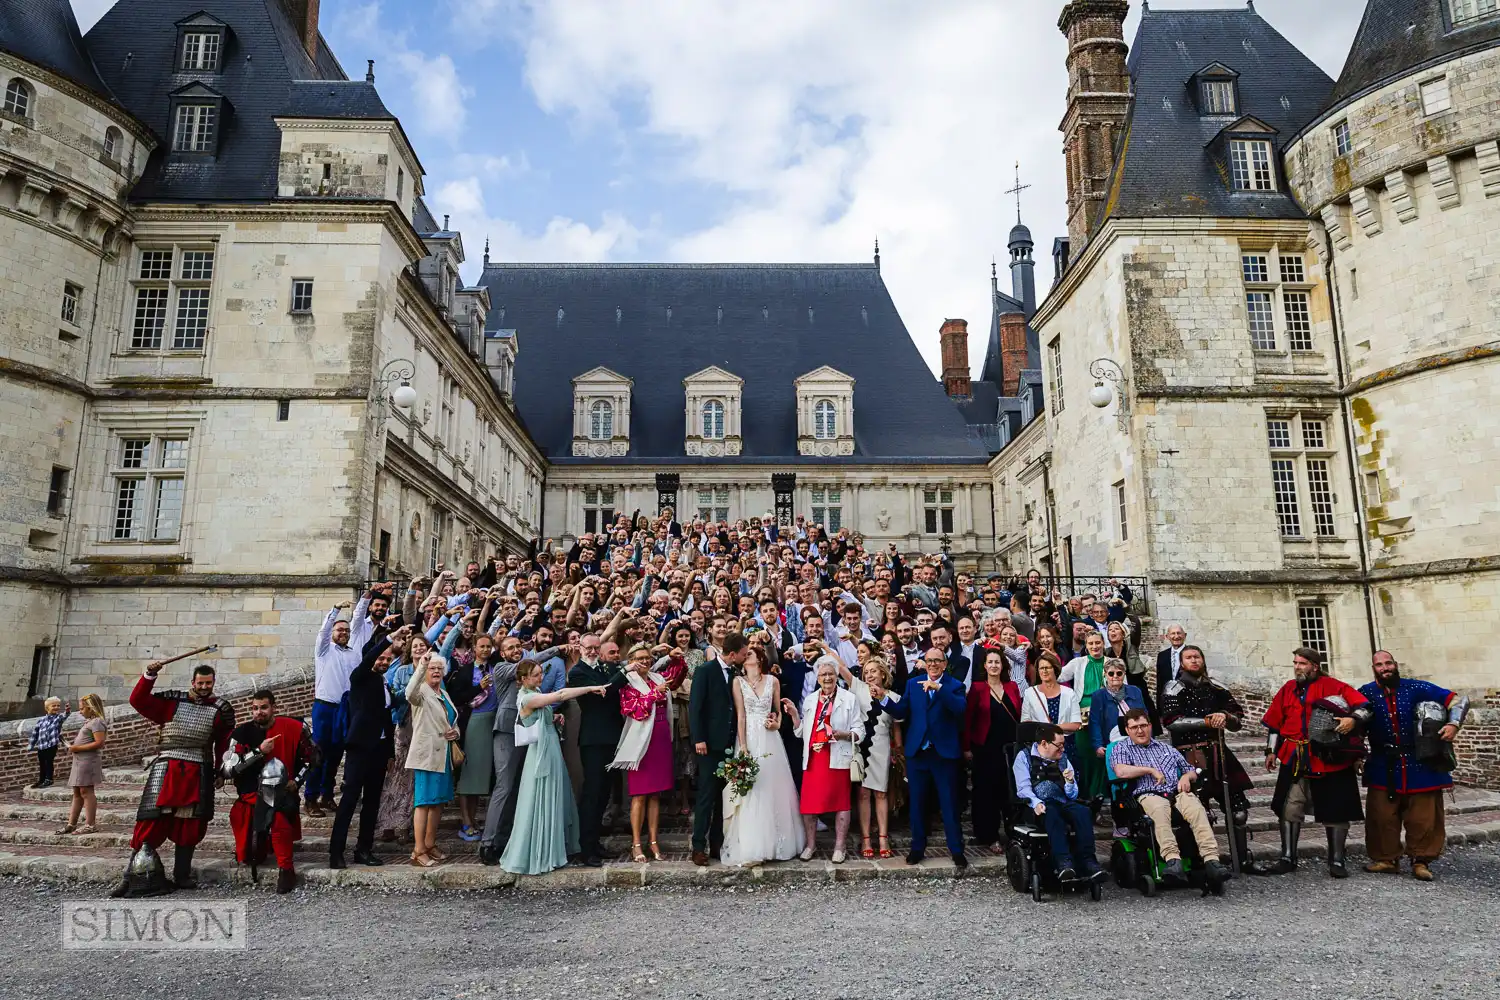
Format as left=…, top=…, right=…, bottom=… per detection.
left=610, top=643, right=683, bottom=862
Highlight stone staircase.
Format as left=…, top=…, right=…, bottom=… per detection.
left=2, top=735, right=1497, bottom=891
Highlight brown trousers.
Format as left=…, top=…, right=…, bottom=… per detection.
left=1364, top=788, right=1446, bottom=863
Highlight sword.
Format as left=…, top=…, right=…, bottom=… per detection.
left=1218, top=729, right=1241, bottom=873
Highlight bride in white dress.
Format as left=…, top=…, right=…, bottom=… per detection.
left=720, top=647, right=806, bottom=866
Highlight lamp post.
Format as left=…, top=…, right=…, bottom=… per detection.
left=1088, top=357, right=1130, bottom=433
left=939, top=532, right=953, bottom=556
left=377, top=358, right=417, bottom=414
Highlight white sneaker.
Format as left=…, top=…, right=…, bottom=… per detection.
left=799, top=847, right=815, bottom=861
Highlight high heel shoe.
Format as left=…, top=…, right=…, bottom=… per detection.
left=860, top=837, right=875, bottom=860
left=650, top=841, right=663, bottom=861
left=632, top=843, right=647, bottom=863
left=878, top=836, right=893, bottom=859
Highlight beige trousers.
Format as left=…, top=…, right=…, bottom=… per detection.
left=1138, top=791, right=1219, bottom=863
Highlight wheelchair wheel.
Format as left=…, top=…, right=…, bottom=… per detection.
left=1140, top=873, right=1158, bottom=898
left=1006, top=841, right=1031, bottom=895
left=1089, top=878, right=1103, bottom=901
left=1111, top=842, right=1138, bottom=889
left=1030, top=870, right=1043, bottom=903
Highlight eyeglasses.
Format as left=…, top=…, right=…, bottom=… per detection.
left=1105, top=671, right=1125, bottom=677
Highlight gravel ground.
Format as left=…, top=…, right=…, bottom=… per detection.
left=2, top=845, right=1498, bottom=1000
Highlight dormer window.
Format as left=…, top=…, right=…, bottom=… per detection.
left=181, top=31, right=222, bottom=71
left=683, top=366, right=743, bottom=456
left=795, top=366, right=855, bottom=456
left=572, top=367, right=632, bottom=457
left=589, top=400, right=613, bottom=440
left=701, top=400, right=725, bottom=439
left=814, top=401, right=837, bottom=439
left=1202, top=79, right=1236, bottom=115
left=1230, top=140, right=1275, bottom=190
left=169, top=83, right=226, bottom=156
left=1449, top=0, right=1500, bottom=28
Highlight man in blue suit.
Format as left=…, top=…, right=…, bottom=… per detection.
left=881, top=647, right=968, bottom=868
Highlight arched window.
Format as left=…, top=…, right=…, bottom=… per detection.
left=4, top=78, right=32, bottom=118
left=814, top=399, right=837, bottom=439
left=589, top=399, right=614, bottom=440
left=701, top=399, right=725, bottom=439
left=103, top=127, right=121, bottom=161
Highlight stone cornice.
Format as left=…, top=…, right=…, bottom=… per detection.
left=0, top=565, right=363, bottom=588
left=131, top=201, right=429, bottom=263
left=0, top=51, right=156, bottom=147
left=542, top=464, right=993, bottom=484
left=273, top=115, right=426, bottom=182
left=1153, top=553, right=1500, bottom=588
left=1347, top=339, right=1500, bottom=396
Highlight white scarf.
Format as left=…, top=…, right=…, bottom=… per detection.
left=609, top=670, right=672, bottom=772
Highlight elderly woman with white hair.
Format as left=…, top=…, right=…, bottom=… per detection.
left=782, top=655, right=863, bottom=862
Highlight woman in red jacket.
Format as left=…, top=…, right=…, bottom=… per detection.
left=964, top=647, right=1023, bottom=852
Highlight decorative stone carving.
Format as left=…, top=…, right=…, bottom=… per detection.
left=794, top=365, right=856, bottom=458
left=876, top=508, right=891, bottom=530
left=682, top=365, right=744, bottom=457
left=1384, top=169, right=1418, bottom=224
left=1427, top=155, right=1460, bottom=211
left=571, top=366, right=633, bottom=457
left=1348, top=186, right=1382, bottom=237
left=1476, top=141, right=1500, bottom=200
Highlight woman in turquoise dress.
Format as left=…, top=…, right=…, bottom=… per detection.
left=405, top=652, right=461, bottom=867
left=500, top=659, right=606, bottom=876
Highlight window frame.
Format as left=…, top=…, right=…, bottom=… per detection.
left=3, top=77, right=31, bottom=119
left=1113, top=481, right=1129, bottom=543
left=103, top=127, right=122, bottom=163
left=60, top=282, right=82, bottom=326
left=810, top=487, right=843, bottom=531
left=701, top=399, right=726, bottom=440
left=1331, top=119, right=1352, bottom=157
left=107, top=434, right=190, bottom=544
left=1419, top=76, right=1453, bottom=116
left=1047, top=338, right=1065, bottom=415
left=179, top=30, right=223, bottom=72
left=1242, top=247, right=1317, bottom=357
left=1200, top=79, right=1237, bottom=115
left=813, top=399, right=837, bottom=440
left=589, top=399, right=614, bottom=441
left=583, top=486, right=617, bottom=534
left=127, top=244, right=216, bottom=354
left=290, top=278, right=314, bottom=314
left=172, top=102, right=219, bottom=154
left=923, top=488, right=955, bottom=535
left=1297, top=603, right=1332, bottom=659
left=1228, top=139, right=1276, bottom=191
left=696, top=486, right=730, bottom=523
left=1267, top=411, right=1340, bottom=541
left=47, top=467, right=70, bottom=518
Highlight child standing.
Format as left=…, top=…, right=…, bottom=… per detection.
left=61, top=694, right=108, bottom=834
left=26, top=697, right=70, bottom=789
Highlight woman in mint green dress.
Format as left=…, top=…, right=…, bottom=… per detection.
left=500, top=659, right=606, bottom=876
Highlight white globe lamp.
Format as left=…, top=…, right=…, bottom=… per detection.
left=1088, top=380, right=1113, bottom=409
left=391, top=381, right=417, bottom=412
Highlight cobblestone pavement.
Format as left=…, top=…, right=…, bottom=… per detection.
left=1, top=844, right=1497, bottom=1000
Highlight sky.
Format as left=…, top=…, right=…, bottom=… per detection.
left=72, top=0, right=1369, bottom=376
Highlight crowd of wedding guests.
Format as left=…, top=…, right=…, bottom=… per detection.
left=295, top=508, right=1168, bottom=877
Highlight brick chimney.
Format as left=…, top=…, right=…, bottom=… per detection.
left=283, top=0, right=321, bottom=63
left=998, top=310, right=1029, bottom=398
left=939, top=319, right=971, bottom=400
left=1058, top=1, right=1130, bottom=256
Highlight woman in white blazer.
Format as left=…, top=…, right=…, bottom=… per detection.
left=405, top=653, right=460, bottom=867
left=782, top=655, right=863, bottom=863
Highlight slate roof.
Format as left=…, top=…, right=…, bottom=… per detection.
left=1101, top=5, right=1334, bottom=225
left=83, top=0, right=352, bottom=202
left=1324, top=0, right=1500, bottom=110
left=478, top=263, right=991, bottom=464
left=283, top=79, right=392, bottom=120
left=0, top=0, right=113, bottom=100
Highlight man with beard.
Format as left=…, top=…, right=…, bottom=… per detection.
left=223, top=690, right=318, bottom=893
left=1252, top=647, right=1372, bottom=879
left=1160, top=645, right=1253, bottom=870
left=111, top=661, right=235, bottom=897
left=1358, top=650, right=1467, bottom=881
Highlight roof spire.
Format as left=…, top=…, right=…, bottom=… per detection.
left=366, top=59, right=376, bottom=83
left=483, top=237, right=490, bottom=268
left=1246, top=1, right=1255, bottom=11
left=991, top=258, right=998, bottom=294
left=1004, top=161, right=1031, bottom=225
left=873, top=237, right=880, bottom=271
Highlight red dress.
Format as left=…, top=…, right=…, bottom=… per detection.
left=799, top=696, right=851, bottom=815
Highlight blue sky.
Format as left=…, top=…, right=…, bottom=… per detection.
left=73, top=0, right=1367, bottom=375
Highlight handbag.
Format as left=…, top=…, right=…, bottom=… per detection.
left=514, top=714, right=542, bottom=747
left=450, top=742, right=466, bottom=767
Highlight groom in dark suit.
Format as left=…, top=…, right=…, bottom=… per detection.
left=689, top=631, right=748, bottom=867
left=881, top=646, right=969, bottom=868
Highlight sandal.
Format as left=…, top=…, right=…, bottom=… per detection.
left=427, top=847, right=448, bottom=862
left=58, top=823, right=77, bottom=835
left=410, top=852, right=436, bottom=867
left=861, top=837, right=875, bottom=860
left=75, top=824, right=97, bottom=836
left=632, top=843, right=647, bottom=863
left=650, top=841, right=663, bottom=862
left=878, top=836, right=893, bottom=859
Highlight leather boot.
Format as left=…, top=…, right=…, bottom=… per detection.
left=1326, top=825, right=1349, bottom=879
left=275, top=868, right=297, bottom=894
left=172, top=846, right=198, bottom=890
left=1251, top=821, right=1300, bottom=875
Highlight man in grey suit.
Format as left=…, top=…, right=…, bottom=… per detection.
left=477, top=637, right=568, bottom=865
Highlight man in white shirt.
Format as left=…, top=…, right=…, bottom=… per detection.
left=307, top=594, right=367, bottom=816
left=1155, top=624, right=1189, bottom=705
left=830, top=602, right=872, bottom=670
left=956, top=616, right=982, bottom=691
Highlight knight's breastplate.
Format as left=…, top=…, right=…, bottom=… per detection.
left=158, top=700, right=220, bottom=764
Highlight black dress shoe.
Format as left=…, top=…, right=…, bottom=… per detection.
left=1056, top=866, right=1078, bottom=882
left=353, top=850, right=384, bottom=867
left=328, top=854, right=348, bottom=870
left=905, top=850, right=925, bottom=866
left=952, top=854, right=968, bottom=870
left=478, top=845, right=500, bottom=866
left=583, top=855, right=604, bottom=868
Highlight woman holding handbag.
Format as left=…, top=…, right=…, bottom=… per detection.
left=405, top=652, right=462, bottom=867
left=501, top=657, right=607, bottom=876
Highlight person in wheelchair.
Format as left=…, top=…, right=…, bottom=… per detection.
left=1012, top=724, right=1104, bottom=882
left=1109, top=710, right=1231, bottom=886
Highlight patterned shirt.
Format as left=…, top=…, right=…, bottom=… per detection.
left=1108, top=738, right=1196, bottom=797
left=27, top=712, right=67, bottom=751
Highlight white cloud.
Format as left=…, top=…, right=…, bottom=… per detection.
left=332, top=2, right=473, bottom=138
left=431, top=176, right=643, bottom=267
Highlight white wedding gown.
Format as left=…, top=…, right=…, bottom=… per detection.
left=720, top=675, right=806, bottom=866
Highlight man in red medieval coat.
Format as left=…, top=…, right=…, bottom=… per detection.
left=222, top=689, right=318, bottom=894
left=111, top=660, right=235, bottom=897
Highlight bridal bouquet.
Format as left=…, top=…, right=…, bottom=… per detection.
left=715, top=750, right=763, bottom=799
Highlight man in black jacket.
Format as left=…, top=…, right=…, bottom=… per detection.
left=329, top=625, right=407, bottom=869
left=568, top=634, right=627, bottom=867
left=689, top=631, right=748, bottom=867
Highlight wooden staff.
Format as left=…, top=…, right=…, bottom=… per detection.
left=151, top=644, right=219, bottom=668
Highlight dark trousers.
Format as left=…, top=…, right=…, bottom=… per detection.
left=692, top=753, right=727, bottom=853
left=307, top=699, right=344, bottom=803
left=970, top=755, right=1014, bottom=846
left=1040, top=797, right=1094, bottom=871
left=779, top=719, right=803, bottom=789
left=330, top=748, right=387, bottom=857
left=35, top=747, right=57, bottom=785
left=578, top=744, right=614, bottom=858
left=907, top=750, right=964, bottom=857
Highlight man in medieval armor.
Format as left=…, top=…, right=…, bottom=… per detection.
left=1358, top=650, right=1467, bottom=882
left=222, top=689, right=319, bottom=894
left=1251, top=647, right=1372, bottom=879
left=111, top=660, right=235, bottom=897
left=1159, top=645, right=1254, bottom=871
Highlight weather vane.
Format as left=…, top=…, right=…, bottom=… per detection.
left=1004, top=161, right=1031, bottom=224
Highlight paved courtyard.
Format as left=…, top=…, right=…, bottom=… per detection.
left=2, top=844, right=1498, bottom=1000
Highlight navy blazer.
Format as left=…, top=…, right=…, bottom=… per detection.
left=1088, top=683, right=1147, bottom=751
left=883, top=674, right=967, bottom=760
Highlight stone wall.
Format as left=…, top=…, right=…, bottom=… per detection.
left=0, top=664, right=314, bottom=793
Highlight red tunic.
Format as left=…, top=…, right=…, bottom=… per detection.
left=127, top=672, right=233, bottom=850
left=227, top=716, right=310, bottom=871
left=1262, top=673, right=1369, bottom=775
left=799, top=696, right=851, bottom=815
